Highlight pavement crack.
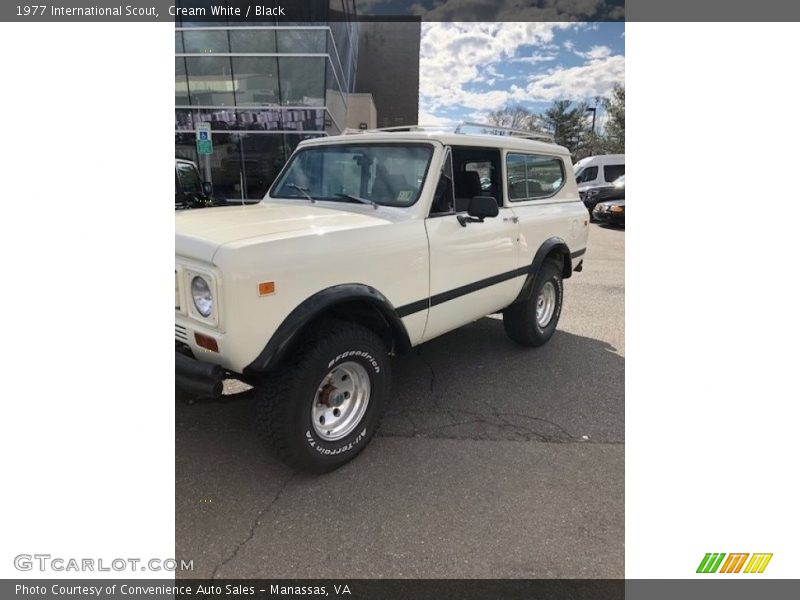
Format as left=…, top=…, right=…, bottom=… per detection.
left=378, top=407, right=620, bottom=443
left=415, top=348, right=436, bottom=393
left=495, top=412, right=583, bottom=442
left=210, top=472, right=297, bottom=579
left=413, top=348, right=459, bottom=423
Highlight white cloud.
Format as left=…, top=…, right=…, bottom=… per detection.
left=419, top=22, right=576, bottom=113
left=419, top=23, right=625, bottom=117
left=574, top=45, right=612, bottom=60
left=418, top=109, right=451, bottom=126
left=509, top=53, right=559, bottom=64
left=515, top=55, right=625, bottom=102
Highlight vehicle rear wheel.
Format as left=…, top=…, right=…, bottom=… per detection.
left=503, top=259, right=564, bottom=347
left=254, top=320, right=390, bottom=473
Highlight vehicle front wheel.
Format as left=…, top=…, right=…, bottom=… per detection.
left=254, top=321, right=390, bottom=473
left=503, top=259, right=564, bottom=347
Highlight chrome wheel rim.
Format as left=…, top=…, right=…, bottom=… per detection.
left=536, top=281, right=557, bottom=327
left=311, top=361, right=371, bottom=441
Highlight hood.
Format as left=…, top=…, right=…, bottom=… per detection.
left=176, top=201, right=390, bottom=263
left=578, top=183, right=610, bottom=192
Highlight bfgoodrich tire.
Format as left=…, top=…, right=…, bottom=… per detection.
left=254, top=320, right=390, bottom=473
left=503, top=259, right=563, bottom=347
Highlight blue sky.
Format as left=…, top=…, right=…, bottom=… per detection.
left=419, top=22, right=625, bottom=129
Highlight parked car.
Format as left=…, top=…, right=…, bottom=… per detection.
left=175, top=158, right=221, bottom=210
left=582, top=174, right=625, bottom=218
left=175, top=126, right=589, bottom=473
left=574, top=154, right=625, bottom=214
left=593, top=199, right=625, bottom=227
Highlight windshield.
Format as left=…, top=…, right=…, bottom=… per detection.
left=613, top=174, right=625, bottom=186
left=270, top=143, right=434, bottom=207
left=574, top=165, right=598, bottom=184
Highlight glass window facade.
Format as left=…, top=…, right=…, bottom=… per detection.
left=176, top=12, right=359, bottom=201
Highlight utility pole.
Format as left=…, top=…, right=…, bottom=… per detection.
left=585, top=106, right=597, bottom=133
left=584, top=106, right=597, bottom=157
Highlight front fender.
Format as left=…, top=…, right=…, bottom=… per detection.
left=244, top=284, right=412, bottom=374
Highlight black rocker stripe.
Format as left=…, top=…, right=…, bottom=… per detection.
left=396, top=266, right=529, bottom=318
left=396, top=246, right=587, bottom=319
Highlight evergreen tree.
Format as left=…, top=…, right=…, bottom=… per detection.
left=603, top=84, right=625, bottom=154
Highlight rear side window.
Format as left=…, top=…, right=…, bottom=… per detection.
left=506, top=153, right=565, bottom=201
left=575, top=165, right=598, bottom=184
left=603, top=164, right=625, bottom=182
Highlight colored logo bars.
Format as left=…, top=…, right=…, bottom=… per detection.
left=696, top=553, right=773, bottom=574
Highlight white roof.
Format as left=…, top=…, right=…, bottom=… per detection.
left=574, top=154, right=625, bottom=165
left=297, top=130, right=571, bottom=157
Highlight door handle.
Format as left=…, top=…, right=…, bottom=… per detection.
left=503, top=216, right=519, bottom=223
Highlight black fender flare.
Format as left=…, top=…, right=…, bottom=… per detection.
left=511, top=237, right=578, bottom=305
left=245, top=284, right=412, bottom=374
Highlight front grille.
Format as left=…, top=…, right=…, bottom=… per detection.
left=175, top=324, right=188, bottom=342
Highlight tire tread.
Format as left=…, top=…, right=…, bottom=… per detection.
left=254, top=320, right=387, bottom=473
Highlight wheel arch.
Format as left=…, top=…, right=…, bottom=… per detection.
left=245, top=284, right=412, bottom=374
left=511, top=237, right=575, bottom=306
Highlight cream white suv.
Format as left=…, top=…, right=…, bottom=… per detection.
left=175, top=125, right=589, bottom=472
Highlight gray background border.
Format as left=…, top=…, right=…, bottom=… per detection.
left=3, top=1, right=800, bottom=23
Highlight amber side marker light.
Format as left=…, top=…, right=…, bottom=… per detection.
left=258, top=281, right=276, bottom=296
left=195, top=332, right=219, bottom=352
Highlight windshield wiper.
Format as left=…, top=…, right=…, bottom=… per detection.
left=288, top=183, right=315, bottom=203
left=334, top=193, right=379, bottom=210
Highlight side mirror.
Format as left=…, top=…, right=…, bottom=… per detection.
left=458, top=196, right=499, bottom=227
left=202, top=181, right=213, bottom=196
left=468, top=196, right=499, bottom=219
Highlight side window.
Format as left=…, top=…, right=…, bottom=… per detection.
left=176, top=162, right=202, bottom=194
left=603, top=164, right=625, bottom=183
left=451, top=146, right=502, bottom=211
left=575, top=165, right=598, bottom=184
left=507, top=154, right=528, bottom=200
left=429, top=148, right=455, bottom=216
left=506, top=153, right=566, bottom=201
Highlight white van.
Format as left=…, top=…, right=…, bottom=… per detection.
left=573, top=154, right=625, bottom=190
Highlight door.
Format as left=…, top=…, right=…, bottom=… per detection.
left=421, top=147, right=522, bottom=342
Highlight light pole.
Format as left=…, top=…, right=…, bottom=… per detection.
left=585, top=106, right=597, bottom=133
left=585, top=106, right=597, bottom=157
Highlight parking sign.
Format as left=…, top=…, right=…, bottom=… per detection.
left=196, top=123, right=213, bottom=155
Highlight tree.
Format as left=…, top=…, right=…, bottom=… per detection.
left=484, top=91, right=625, bottom=160
left=602, top=84, right=625, bottom=154
left=539, top=99, right=592, bottom=157
left=486, top=105, right=536, bottom=130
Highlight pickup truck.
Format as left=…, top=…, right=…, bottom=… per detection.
left=175, top=158, right=219, bottom=210
left=175, top=126, right=589, bottom=472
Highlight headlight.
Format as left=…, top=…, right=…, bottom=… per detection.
left=191, top=276, right=213, bottom=317
left=610, top=205, right=624, bottom=213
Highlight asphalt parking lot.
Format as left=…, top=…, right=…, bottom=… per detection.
left=176, top=222, right=624, bottom=579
